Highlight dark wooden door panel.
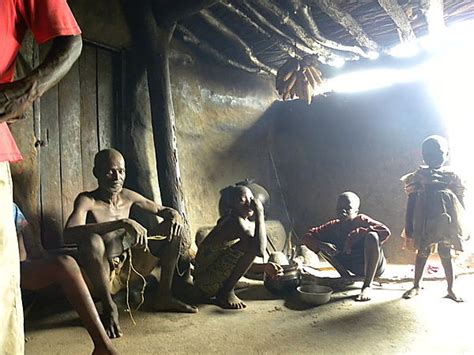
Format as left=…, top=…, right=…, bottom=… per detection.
left=58, top=60, right=83, bottom=230
left=39, top=84, right=63, bottom=248
left=39, top=43, right=120, bottom=248
left=79, top=45, right=99, bottom=192
left=97, top=50, right=115, bottom=150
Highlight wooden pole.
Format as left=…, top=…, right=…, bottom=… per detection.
left=122, top=0, right=191, bottom=249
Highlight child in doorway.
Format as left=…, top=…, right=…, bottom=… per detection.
left=401, top=135, right=468, bottom=302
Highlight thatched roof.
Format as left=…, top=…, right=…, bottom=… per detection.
left=167, top=0, right=474, bottom=74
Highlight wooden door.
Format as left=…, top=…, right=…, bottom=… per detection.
left=39, top=42, right=122, bottom=248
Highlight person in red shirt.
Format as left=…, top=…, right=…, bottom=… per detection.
left=0, top=0, right=82, bottom=352
left=303, top=192, right=390, bottom=301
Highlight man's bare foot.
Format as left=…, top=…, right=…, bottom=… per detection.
left=101, top=303, right=123, bottom=339
left=92, top=345, right=118, bottom=355
left=445, top=290, right=464, bottom=303
left=355, top=287, right=372, bottom=302
left=402, top=287, right=420, bottom=299
left=155, top=296, right=198, bottom=313
left=215, top=290, right=246, bottom=310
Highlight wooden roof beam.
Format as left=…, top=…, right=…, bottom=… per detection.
left=378, top=0, right=417, bottom=42
left=199, top=9, right=277, bottom=75
left=311, top=0, right=379, bottom=51
left=240, top=0, right=317, bottom=57
left=151, top=0, right=221, bottom=27
left=221, top=2, right=301, bottom=59
left=255, top=0, right=357, bottom=64
left=290, top=0, right=370, bottom=58
left=176, top=24, right=261, bottom=74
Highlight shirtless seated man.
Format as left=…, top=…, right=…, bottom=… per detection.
left=303, top=192, right=390, bottom=302
left=64, top=148, right=197, bottom=339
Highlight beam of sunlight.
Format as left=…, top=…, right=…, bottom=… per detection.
left=327, top=67, right=418, bottom=93
left=423, top=21, right=474, bottom=239
left=324, top=18, right=474, bottom=244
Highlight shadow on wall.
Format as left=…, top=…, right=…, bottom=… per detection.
left=224, top=80, right=447, bottom=264
left=214, top=103, right=295, bottom=235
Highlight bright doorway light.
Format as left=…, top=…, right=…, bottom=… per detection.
left=325, top=19, right=474, bottom=234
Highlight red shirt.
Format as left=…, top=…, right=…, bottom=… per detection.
left=303, top=214, right=391, bottom=251
left=0, top=0, right=81, bottom=162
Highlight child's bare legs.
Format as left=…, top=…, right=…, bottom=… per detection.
left=21, top=255, right=116, bottom=354
left=215, top=240, right=258, bottom=310
left=403, top=250, right=428, bottom=299
left=304, top=239, right=353, bottom=282
left=215, top=253, right=255, bottom=309
left=355, top=232, right=381, bottom=302
left=438, top=243, right=463, bottom=302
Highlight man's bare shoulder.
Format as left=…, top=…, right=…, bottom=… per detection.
left=75, top=191, right=96, bottom=204
left=120, top=188, right=147, bottom=202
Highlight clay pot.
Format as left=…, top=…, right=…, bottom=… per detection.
left=264, top=261, right=300, bottom=295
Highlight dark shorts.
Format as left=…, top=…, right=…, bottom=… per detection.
left=334, top=242, right=386, bottom=277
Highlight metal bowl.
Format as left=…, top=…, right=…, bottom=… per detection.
left=297, top=285, right=333, bottom=305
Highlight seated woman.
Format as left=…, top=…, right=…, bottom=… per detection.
left=194, top=185, right=274, bottom=309
left=14, top=203, right=116, bottom=354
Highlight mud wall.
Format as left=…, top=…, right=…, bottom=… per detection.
left=10, top=0, right=447, bottom=263
left=170, top=54, right=446, bottom=263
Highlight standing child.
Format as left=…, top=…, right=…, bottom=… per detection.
left=401, top=135, right=467, bottom=302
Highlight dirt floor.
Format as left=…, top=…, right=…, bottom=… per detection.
left=25, top=267, right=474, bottom=355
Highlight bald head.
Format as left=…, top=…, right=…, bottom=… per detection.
left=93, top=149, right=126, bottom=194
left=336, top=192, right=360, bottom=221
left=422, top=135, right=449, bottom=168
left=94, top=149, right=124, bottom=170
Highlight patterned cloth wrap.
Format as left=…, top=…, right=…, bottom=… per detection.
left=401, top=166, right=468, bottom=253
left=194, top=238, right=245, bottom=297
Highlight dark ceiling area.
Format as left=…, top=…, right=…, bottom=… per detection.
left=173, top=0, right=474, bottom=75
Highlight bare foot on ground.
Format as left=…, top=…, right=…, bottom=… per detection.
left=102, top=303, right=123, bottom=339
left=355, top=287, right=372, bottom=302
left=216, top=290, right=246, bottom=310
left=445, top=290, right=463, bottom=303
left=402, top=287, right=420, bottom=299
left=155, top=296, right=198, bottom=313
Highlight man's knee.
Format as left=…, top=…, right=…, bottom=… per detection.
left=79, top=233, right=106, bottom=257
left=53, top=255, right=81, bottom=277
left=149, top=233, right=181, bottom=258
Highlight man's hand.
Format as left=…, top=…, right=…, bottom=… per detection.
left=122, top=218, right=148, bottom=249
left=163, top=210, right=183, bottom=242
left=318, top=242, right=339, bottom=257
left=0, top=79, right=37, bottom=124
